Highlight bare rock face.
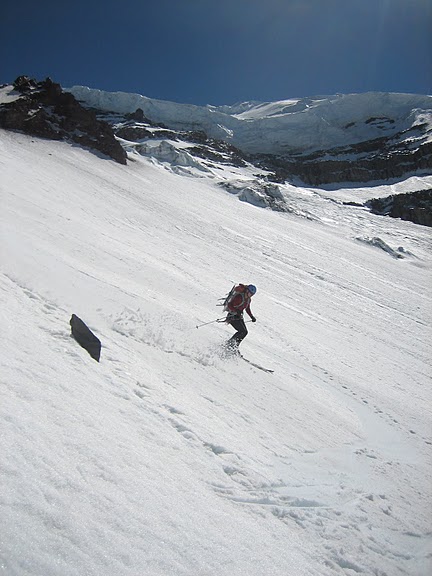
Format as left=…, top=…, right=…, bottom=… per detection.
left=0, top=76, right=127, bottom=164
left=366, top=189, right=432, bottom=227
left=253, top=137, right=432, bottom=187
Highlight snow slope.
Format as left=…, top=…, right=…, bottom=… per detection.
left=69, top=86, right=432, bottom=154
left=1, top=129, right=431, bottom=576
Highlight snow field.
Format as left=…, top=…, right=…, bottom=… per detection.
left=1, top=130, right=431, bottom=575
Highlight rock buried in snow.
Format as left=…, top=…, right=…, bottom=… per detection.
left=354, top=236, right=415, bottom=259
left=70, top=314, right=101, bottom=362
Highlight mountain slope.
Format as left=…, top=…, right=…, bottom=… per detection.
left=1, top=78, right=431, bottom=192
left=1, top=128, right=431, bottom=575
left=68, top=84, right=432, bottom=186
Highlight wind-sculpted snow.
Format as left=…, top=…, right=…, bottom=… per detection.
left=1, top=129, right=431, bottom=576
left=69, top=85, right=432, bottom=154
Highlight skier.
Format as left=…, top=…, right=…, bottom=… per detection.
left=225, top=284, right=257, bottom=349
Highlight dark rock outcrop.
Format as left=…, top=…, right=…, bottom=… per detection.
left=366, top=189, right=432, bottom=227
left=0, top=76, right=127, bottom=164
left=116, top=125, right=176, bottom=142
left=253, top=137, right=432, bottom=186
left=70, top=314, right=101, bottom=362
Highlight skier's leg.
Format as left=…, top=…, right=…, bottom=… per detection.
left=228, top=317, right=248, bottom=345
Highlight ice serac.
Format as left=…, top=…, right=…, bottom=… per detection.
left=69, top=85, right=432, bottom=156
left=68, top=86, right=236, bottom=143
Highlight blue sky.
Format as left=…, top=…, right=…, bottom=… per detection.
left=2, top=0, right=431, bottom=105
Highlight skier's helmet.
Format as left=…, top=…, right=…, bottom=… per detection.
left=247, top=284, right=257, bottom=295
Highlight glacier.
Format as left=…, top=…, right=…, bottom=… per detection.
left=69, top=85, right=432, bottom=154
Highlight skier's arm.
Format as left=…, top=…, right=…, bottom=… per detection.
left=245, top=304, right=256, bottom=321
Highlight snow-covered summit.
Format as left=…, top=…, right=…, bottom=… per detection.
left=69, top=86, right=432, bottom=155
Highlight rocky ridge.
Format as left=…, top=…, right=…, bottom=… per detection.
left=0, top=76, right=126, bottom=164
left=366, top=188, right=432, bottom=227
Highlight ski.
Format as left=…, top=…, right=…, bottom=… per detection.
left=239, top=355, right=274, bottom=373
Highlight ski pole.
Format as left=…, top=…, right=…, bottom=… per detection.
left=196, top=317, right=226, bottom=329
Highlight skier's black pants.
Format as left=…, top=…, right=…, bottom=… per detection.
left=228, top=315, right=248, bottom=345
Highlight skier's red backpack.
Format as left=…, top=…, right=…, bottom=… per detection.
left=218, top=284, right=247, bottom=312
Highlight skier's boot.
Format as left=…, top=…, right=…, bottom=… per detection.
left=224, top=337, right=241, bottom=357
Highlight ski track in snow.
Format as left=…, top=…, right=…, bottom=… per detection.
left=1, top=129, right=431, bottom=576
left=104, top=303, right=432, bottom=576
